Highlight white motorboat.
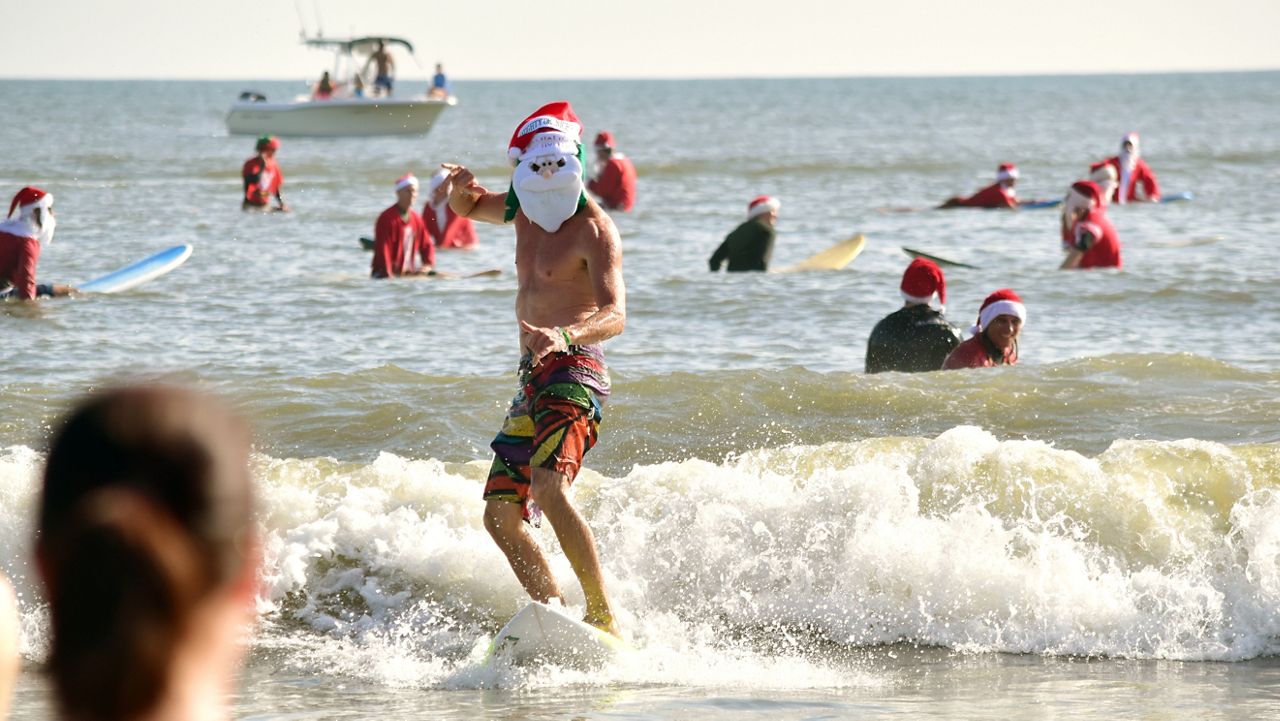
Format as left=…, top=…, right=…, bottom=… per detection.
left=225, top=35, right=455, bottom=137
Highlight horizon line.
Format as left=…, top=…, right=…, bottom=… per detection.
left=1, top=67, right=1277, bottom=83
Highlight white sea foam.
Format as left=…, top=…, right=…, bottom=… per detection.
left=3, top=428, right=1279, bottom=690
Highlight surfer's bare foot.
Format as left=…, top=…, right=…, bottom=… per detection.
left=584, top=611, right=621, bottom=639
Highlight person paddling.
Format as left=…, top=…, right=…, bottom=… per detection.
left=940, top=163, right=1020, bottom=209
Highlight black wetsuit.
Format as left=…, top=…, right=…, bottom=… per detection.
left=709, top=218, right=775, bottom=272
left=865, top=304, right=962, bottom=373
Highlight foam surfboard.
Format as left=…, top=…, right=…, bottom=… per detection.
left=77, top=244, right=193, bottom=294
left=902, top=247, right=977, bottom=269
left=486, top=601, right=626, bottom=668
left=773, top=234, right=866, bottom=273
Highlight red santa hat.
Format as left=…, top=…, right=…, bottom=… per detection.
left=996, top=163, right=1019, bottom=182
left=507, top=101, right=583, bottom=164
left=900, top=258, right=946, bottom=307
left=256, top=135, right=281, bottom=152
left=1070, top=180, right=1104, bottom=208
left=974, top=288, right=1027, bottom=335
left=395, top=173, right=419, bottom=191
left=747, top=195, right=780, bottom=219
left=7, top=186, right=52, bottom=218
left=594, top=131, right=615, bottom=149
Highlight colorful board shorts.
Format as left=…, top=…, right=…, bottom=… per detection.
left=484, top=345, right=611, bottom=522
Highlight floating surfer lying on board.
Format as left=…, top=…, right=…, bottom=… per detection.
left=370, top=173, right=437, bottom=278
left=0, top=186, right=74, bottom=300
left=939, top=163, right=1020, bottom=209
left=709, top=195, right=779, bottom=271
left=443, top=101, right=625, bottom=638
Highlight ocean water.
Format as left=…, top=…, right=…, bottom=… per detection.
left=2, top=72, right=1280, bottom=719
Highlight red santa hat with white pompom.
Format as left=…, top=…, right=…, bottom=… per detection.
left=972, top=288, right=1027, bottom=335
left=8, top=186, right=51, bottom=219
left=747, top=195, right=780, bottom=219
left=996, top=163, right=1019, bottom=182
left=506, top=101, right=583, bottom=164
left=900, top=258, right=946, bottom=309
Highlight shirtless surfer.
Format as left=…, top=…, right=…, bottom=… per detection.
left=443, top=101, right=625, bottom=637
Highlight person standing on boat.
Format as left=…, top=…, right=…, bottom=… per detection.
left=1061, top=180, right=1122, bottom=270
left=865, top=259, right=961, bottom=373
left=586, top=131, right=636, bottom=212
left=939, top=163, right=1019, bottom=209
left=0, top=186, right=73, bottom=300
left=1101, top=132, right=1160, bottom=204
left=372, top=173, right=434, bottom=278
left=241, top=136, right=288, bottom=212
left=709, top=196, right=779, bottom=272
left=943, top=289, right=1026, bottom=369
left=422, top=169, right=477, bottom=250
left=363, top=41, right=396, bottom=97
left=441, top=101, right=626, bottom=638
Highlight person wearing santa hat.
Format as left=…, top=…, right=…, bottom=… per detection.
left=865, top=258, right=962, bottom=373
left=709, top=195, right=780, bottom=272
left=1100, top=132, right=1160, bottom=204
left=942, top=288, right=1026, bottom=369
left=421, top=168, right=477, bottom=250
left=241, top=135, right=288, bottom=212
left=440, top=101, right=626, bottom=638
left=0, top=186, right=73, bottom=301
left=371, top=173, right=433, bottom=278
left=1059, top=163, right=1118, bottom=249
left=1061, top=180, right=1122, bottom=270
left=586, top=131, right=637, bottom=212
left=940, top=163, right=1020, bottom=209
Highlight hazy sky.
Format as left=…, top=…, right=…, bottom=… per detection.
left=2, top=0, right=1277, bottom=80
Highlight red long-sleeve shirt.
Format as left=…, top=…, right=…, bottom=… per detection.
left=371, top=205, right=432, bottom=278
left=587, top=156, right=637, bottom=212
left=950, top=182, right=1017, bottom=209
left=1103, top=156, right=1160, bottom=203
left=421, top=202, right=478, bottom=249
left=0, top=230, right=40, bottom=300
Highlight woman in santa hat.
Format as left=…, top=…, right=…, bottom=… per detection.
left=942, top=289, right=1026, bottom=369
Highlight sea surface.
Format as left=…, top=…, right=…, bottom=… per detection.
left=2, top=72, right=1280, bottom=719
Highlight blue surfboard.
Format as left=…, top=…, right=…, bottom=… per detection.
left=1160, top=191, right=1194, bottom=203
left=1020, top=199, right=1062, bottom=210
left=78, top=244, right=193, bottom=294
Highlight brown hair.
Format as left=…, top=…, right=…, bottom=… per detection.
left=38, top=385, right=254, bottom=721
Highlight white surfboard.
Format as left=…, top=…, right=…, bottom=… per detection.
left=486, top=601, right=625, bottom=667
left=77, top=244, right=193, bottom=294
left=773, top=234, right=866, bottom=273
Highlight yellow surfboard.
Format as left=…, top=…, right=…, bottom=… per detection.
left=773, top=234, right=866, bottom=273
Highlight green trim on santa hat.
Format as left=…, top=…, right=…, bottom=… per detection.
left=504, top=143, right=587, bottom=223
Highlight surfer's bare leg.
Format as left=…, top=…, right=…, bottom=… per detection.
left=529, top=467, right=620, bottom=637
left=483, top=499, right=565, bottom=605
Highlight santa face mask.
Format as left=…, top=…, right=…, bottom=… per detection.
left=511, top=148, right=585, bottom=233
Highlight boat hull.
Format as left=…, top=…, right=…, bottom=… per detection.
left=226, top=97, right=454, bottom=137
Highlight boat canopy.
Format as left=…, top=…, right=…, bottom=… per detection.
left=303, top=36, right=415, bottom=56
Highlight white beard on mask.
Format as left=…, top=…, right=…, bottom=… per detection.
left=37, top=214, right=55, bottom=245
left=512, top=151, right=584, bottom=233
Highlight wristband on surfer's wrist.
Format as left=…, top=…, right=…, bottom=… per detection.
left=557, top=326, right=573, bottom=349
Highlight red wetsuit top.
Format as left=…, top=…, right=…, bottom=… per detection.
left=951, top=182, right=1017, bottom=209
left=587, top=156, right=637, bottom=212
left=421, top=202, right=478, bottom=249
left=371, top=204, right=433, bottom=278
left=1103, top=156, right=1160, bottom=203
left=942, top=333, right=1018, bottom=369
left=1070, top=208, right=1122, bottom=269
left=0, top=230, right=40, bottom=300
left=242, top=156, right=283, bottom=206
